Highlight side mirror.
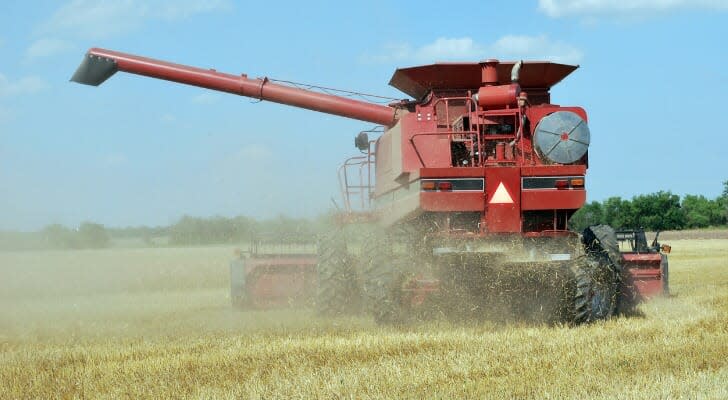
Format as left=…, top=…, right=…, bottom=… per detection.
left=355, top=132, right=369, bottom=151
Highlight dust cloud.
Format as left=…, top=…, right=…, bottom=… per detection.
left=0, top=240, right=582, bottom=345
left=0, top=247, right=370, bottom=342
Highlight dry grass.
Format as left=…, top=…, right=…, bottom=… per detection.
left=656, top=229, right=728, bottom=240
left=1, top=240, right=727, bottom=399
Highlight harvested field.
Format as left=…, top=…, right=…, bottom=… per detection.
left=657, top=229, right=728, bottom=240
left=1, top=239, right=727, bottom=399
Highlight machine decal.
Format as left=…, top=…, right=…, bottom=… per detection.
left=489, top=182, right=514, bottom=204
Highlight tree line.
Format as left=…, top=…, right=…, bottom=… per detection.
left=569, top=181, right=728, bottom=232
left=6, top=181, right=725, bottom=251
left=166, top=214, right=328, bottom=246
left=33, top=214, right=331, bottom=250
left=41, top=222, right=111, bottom=249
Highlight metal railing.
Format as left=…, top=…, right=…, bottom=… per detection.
left=338, top=127, right=382, bottom=213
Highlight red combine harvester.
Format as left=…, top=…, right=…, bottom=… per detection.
left=71, top=48, right=669, bottom=324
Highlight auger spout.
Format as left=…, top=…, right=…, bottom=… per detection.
left=71, top=48, right=399, bottom=127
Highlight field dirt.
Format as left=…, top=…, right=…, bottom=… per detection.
left=1, top=240, right=727, bottom=399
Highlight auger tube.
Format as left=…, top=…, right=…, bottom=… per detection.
left=71, top=48, right=398, bottom=127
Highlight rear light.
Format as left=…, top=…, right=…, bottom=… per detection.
left=522, top=176, right=585, bottom=190
left=421, top=178, right=484, bottom=191
left=421, top=181, right=436, bottom=191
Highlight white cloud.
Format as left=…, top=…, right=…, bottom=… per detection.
left=416, top=38, right=484, bottom=60
left=491, top=35, right=583, bottom=64
left=39, top=0, right=232, bottom=40
left=190, top=92, right=219, bottom=105
left=25, top=38, right=75, bottom=59
left=364, top=35, right=582, bottom=65
left=362, top=39, right=483, bottom=64
left=0, top=73, right=48, bottom=97
left=538, top=0, right=728, bottom=17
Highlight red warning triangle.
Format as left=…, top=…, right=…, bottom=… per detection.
left=489, top=182, right=514, bottom=204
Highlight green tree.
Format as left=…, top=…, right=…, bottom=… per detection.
left=602, top=196, right=635, bottom=228
left=169, top=215, right=264, bottom=246
left=719, top=180, right=728, bottom=222
left=682, top=195, right=725, bottom=228
left=232, top=216, right=257, bottom=241
left=169, top=215, right=205, bottom=245
left=569, top=201, right=604, bottom=231
left=41, top=224, right=76, bottom=249
left=259, top=214, right=318, bottom=243
left=630, top=191, right=685, bottom=230
left=77, top=222, right=110, bottom=248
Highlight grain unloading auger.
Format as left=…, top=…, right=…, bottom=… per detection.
left=71, top=48, right=400, bottom=126
left=72, top=48, right=669, bottom=323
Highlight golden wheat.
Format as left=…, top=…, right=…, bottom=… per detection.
left=0, top=239, right=726, bottom=399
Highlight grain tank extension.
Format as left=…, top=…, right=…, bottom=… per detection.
left=72, top=48, right=669, bottom=324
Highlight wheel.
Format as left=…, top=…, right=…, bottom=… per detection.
left=572, top=225, right=622, bottom=324
left=361, top=232, right=410, bottom=325
left=572, top=255, right=620, bottom=323
left=316, top=230, right=360, bottom=316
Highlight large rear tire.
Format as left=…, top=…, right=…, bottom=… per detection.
left=572, top=255, right=619, bottom=323
left=361, top=232, right=411, bottom=325
left=316, top=230, right=360, bottom=316
left=572, top=225, right=622, bottom=324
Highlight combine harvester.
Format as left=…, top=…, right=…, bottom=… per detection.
left=72, top=48, right=669, bottom=324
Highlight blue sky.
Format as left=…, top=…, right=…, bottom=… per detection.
left=0, top=0, right=726, bottom=230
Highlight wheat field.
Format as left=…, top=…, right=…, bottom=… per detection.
left=0, top=239, right=726, bottom=399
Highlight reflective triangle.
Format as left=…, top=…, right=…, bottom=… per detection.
left=489, top=182, right=514, bottom=204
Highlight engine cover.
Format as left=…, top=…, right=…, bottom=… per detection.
left=533, top=111, right=590, bottom=164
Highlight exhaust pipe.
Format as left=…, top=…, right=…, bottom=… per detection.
left=510, top=60, right=523, bottom=83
